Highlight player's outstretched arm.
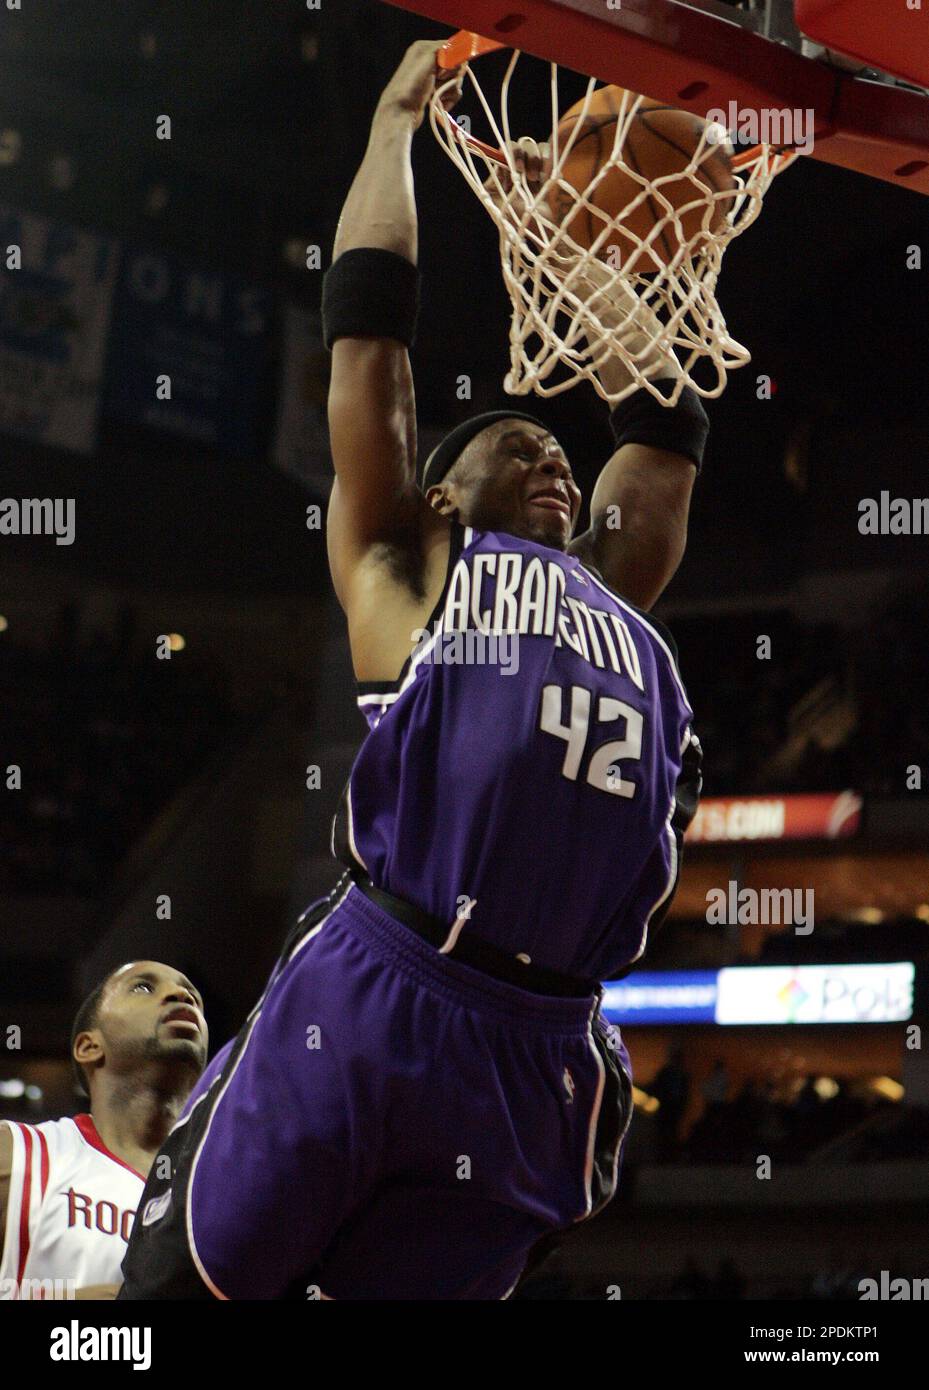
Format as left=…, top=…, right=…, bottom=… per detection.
left=326, top=41, right=462, bottom=611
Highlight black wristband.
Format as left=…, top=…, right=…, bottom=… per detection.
left=322, top=247, right=421, bottom=351
left=609, top=378, right=709, bottom=473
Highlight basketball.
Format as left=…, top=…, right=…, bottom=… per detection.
left=550, top=86, right=738, bottom=269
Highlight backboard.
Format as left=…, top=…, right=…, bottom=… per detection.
left=384, top=0, right=929, bottom=195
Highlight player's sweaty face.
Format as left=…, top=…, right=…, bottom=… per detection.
left=466, top=423, right=581, bottom=548
left=101, top=961, right=208, bottom=1076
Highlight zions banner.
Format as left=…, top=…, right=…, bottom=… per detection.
left=0, top=206, right=118, bottom=453
left=104, top=246, right=271, bottom=455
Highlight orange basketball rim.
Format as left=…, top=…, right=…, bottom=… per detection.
left=436, top=30, right=800, bottom=173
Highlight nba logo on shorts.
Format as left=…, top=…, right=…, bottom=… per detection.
left=142, top=1190, right=172, bottom=1227
left=562, top=1067, right=576, bottom=1104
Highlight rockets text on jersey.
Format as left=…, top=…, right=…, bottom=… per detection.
left=0, top=1114, right=145, bottom=1299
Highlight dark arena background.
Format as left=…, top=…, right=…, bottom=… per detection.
left=2, top=0, right=929, bottom=1351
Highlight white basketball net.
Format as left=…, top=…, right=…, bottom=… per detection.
left=431, top=52, right=797, bottom=405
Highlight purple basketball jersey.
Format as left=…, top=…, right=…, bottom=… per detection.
left=332, top=520, right=701, bottom=980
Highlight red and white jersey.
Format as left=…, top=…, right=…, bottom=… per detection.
left=0, top=1114, right=145, bottom=1299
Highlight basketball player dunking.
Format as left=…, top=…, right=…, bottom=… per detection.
left=120, top=40, right=704, bottom=1301
left=0, top=961, right=207, bottom=1299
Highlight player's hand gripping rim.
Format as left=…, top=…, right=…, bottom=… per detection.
left=378, top=39, right=465, bottom=129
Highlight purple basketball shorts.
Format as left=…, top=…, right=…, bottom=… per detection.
left=120, top=874, right=633, bottom=1300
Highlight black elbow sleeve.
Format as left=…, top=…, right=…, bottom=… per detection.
left=322, top=248, right=421, bottom=351
left=609, top=379, right=709, bottom=473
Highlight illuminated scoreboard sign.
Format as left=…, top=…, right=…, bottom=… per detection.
left=686, top=791, right=863, bottom=844
left=715, top=963, right=915, bottom=1025
left=601, top=972, right=718, bottom=1025
left=602, top=963, right=915, bottom=1026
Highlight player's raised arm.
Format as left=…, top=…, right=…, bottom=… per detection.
left=324, top=41, right=462, bottom=609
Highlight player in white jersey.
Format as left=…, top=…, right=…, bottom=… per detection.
left=0, top=960, right=208, bottom=1299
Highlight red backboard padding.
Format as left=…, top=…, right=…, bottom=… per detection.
left=384, top=0, right=929, bottom=194
left=795, top=0, right=929, bottom=89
